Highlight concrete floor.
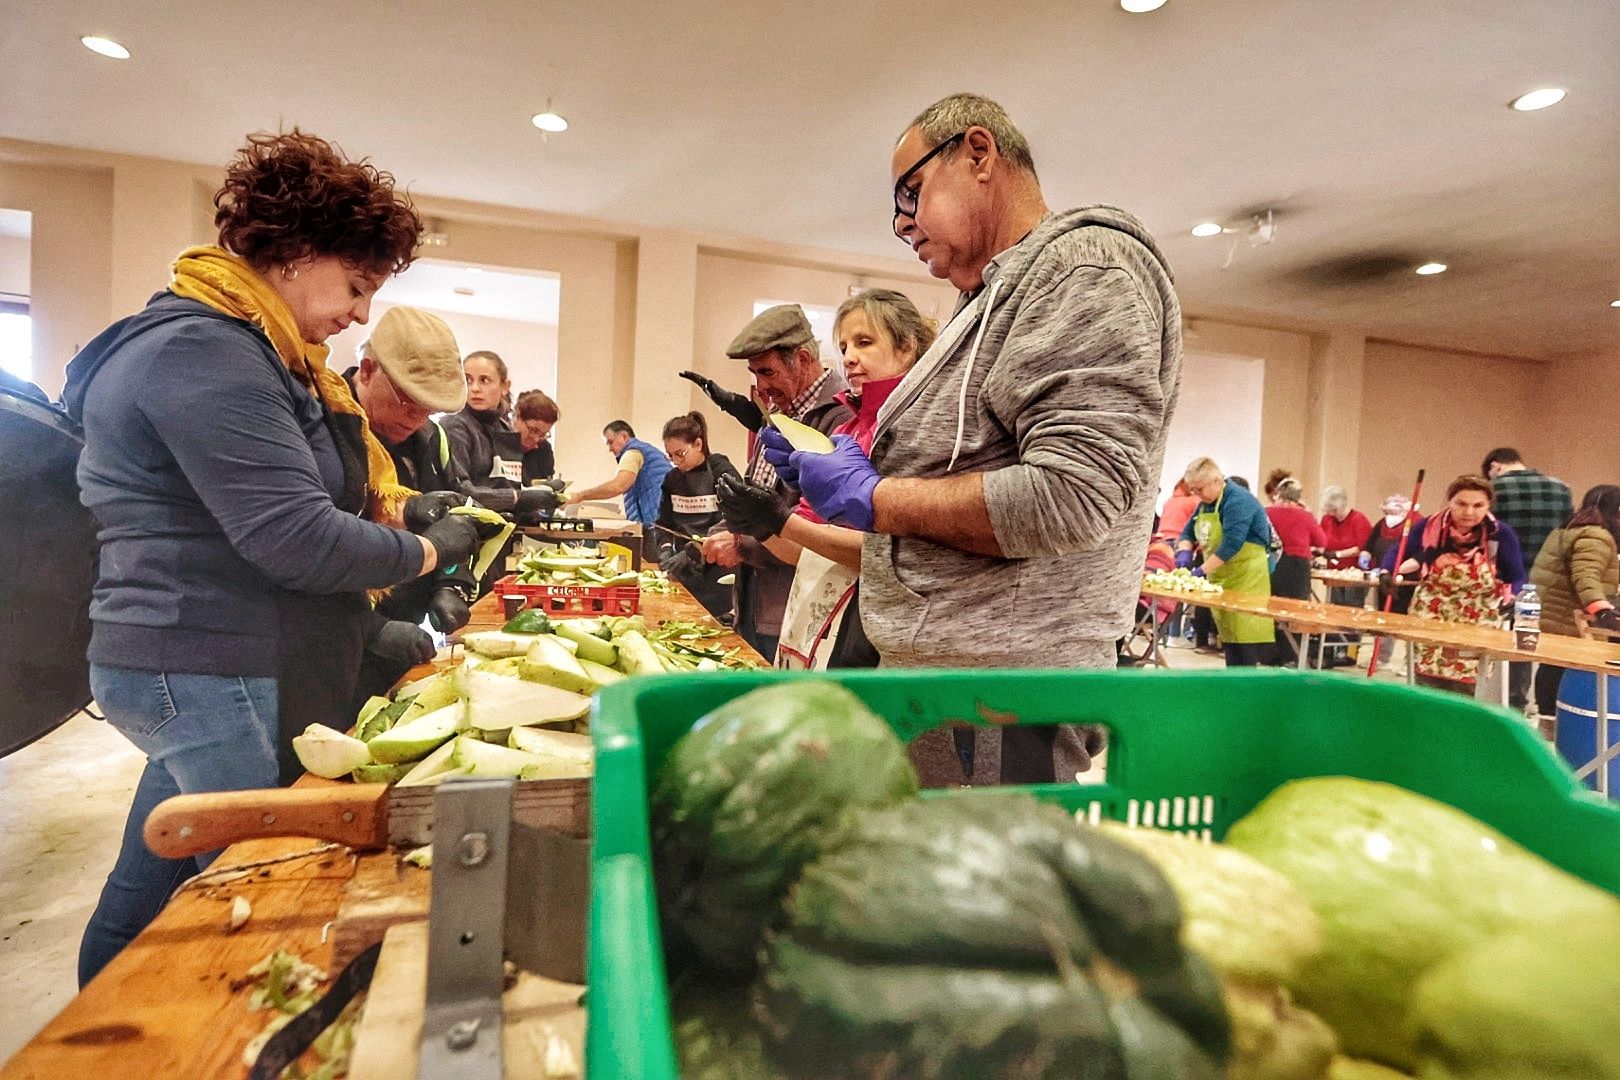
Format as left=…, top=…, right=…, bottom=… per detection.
left=0, top=711, right=145, bottom=1062
left=0, top=637, right=1521, bottom=1064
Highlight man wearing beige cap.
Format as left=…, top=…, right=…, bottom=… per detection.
left=694, top=304, right=849, bottom=660
left=344, top=306, right=483, bottom=703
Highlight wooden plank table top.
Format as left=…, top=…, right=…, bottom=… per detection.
left=1143, top=583, right=1620, bottom=677
left=2, top=583, right=756, bottom=1079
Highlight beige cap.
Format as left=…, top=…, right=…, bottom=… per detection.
left=724, top=304, right=815, bottom=359
left=366, top=306, right=466, bottom=412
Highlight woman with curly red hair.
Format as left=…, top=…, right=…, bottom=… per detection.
left=61, top=130, right=501, bottom=983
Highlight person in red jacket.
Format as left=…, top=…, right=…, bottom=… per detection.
left=1318, top=486, right=1371, bottom=570
left=1266, top=476, right=1326, bottom=663
left=1317, top=484, right=1373, bottom=665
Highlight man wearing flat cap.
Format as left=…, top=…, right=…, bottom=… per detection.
left=695, top=304, right=849, bottom=661
left=344, top=305, right=483, bottom=703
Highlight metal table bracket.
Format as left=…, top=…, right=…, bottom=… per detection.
left=419, top=779, right=512, bottom=1080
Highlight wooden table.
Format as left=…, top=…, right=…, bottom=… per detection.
left=1, top=585, right=757, bottom=1079
left=1144, top=584, right=1620, bottom=795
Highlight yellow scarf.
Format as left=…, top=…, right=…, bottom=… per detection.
left=169, top=246, right=414, bottom=524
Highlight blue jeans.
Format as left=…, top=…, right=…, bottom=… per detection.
left=78, top=665, right=279, bottom=986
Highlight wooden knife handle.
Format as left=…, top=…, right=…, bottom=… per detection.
left=144, top=784, right=392, bottom=858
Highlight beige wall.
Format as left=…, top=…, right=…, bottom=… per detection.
left=1524, top=351, right=1620, bottom=501
left=2, top=135, right=1595, bottom=523
left=1355, top=341, right=1541, bottom=510
left=0, top=157, right=114, bottom=396
left=0, top=234, right=29, bottom=296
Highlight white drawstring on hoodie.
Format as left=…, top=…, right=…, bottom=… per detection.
left=947, top=276, right=1005, bottom=473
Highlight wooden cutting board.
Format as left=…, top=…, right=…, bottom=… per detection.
left=347, top=921, right=584, bottom=1079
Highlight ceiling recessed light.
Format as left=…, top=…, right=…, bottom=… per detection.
left=1610, top=299, right=1620, bottom=308
left=1415, top=262, right=1448, bottom=276
left=1509, top=87, right=1566, bottom=112
left=1120, top=0, right=1168, bottom=10
left=1190, top=222, right=1223, bottom=238
left=80, top=35, right=130, bottom=59
left=531, top=112, right=568, bottom=133
left=464, top=267, right=484, bottom=274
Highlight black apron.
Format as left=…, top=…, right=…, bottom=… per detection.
left=272, top=402, right=376, bottom=784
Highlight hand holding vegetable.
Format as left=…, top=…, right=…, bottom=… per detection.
left=513, top=485, right=562, bottom=518
left=403, top=491, right=466, bottom=532
left=716, top=473, right=792, bottom=540
left=788, top=435, right=881, bottom=531
left=758, top=427, right=801, bottom=487
left=427, top=586, right=471, bottom=634
left=420, top=515, right=486, bottom=569
left=370, top=620, right=435, bottom=665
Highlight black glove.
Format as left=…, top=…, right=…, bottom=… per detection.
left=370, top=620, right=436, bottom=665
left=421, top=515, right=492, bottom=569
left=679, top=370, right=764, bottom=432
left=403, top=491, right=466, bottom=533
left=1592, top=608, right=1620, bottom=632
left=716, top=473, right=792, bottom=541
left=514, top=486, right=562, bottom=518
left=427, top=586, right=472, bottom=634
left=661, top=545, right=699, bottom=579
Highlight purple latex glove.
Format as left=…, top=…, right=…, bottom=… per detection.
left=1190, top=566, right=1207, bottom=579
left=793, top=434, right=881, bottom=531
left=758, top=427, right=800, bottom=486
left=1174, top=549, right=1194, bottom=569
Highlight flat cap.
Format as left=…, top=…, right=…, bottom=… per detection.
left=367, top=306, right=467, bottom=413
left=725, top=304, right=815, bottom=359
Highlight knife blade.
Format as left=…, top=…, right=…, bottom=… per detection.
left=143, top=778, right=590, bottom=858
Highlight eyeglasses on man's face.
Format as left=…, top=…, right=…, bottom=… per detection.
left=892, top=131, right=965, bottom=238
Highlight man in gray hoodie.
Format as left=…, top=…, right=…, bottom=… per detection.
left=766, top=93, right=1182, bottom=787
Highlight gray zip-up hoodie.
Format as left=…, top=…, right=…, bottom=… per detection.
left=860, top=206, right=1182, bottom=669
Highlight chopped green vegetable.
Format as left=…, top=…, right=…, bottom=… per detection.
left=291, top=724, right=372, bottom=779
left=364, top=702, right=465, bottom=764
left=502, top=608, right=553, bottom=634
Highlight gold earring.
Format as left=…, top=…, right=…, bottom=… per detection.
left=282, top=265, right=299, bottom=280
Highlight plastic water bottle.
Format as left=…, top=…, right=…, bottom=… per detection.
left=1514, top=583, right=1542, bottom=651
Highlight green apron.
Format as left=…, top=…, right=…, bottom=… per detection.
left=1194, top=498, right=1275, bottom=644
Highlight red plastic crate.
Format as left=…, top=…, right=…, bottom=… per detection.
left=494, top=574, right=641, bottom=616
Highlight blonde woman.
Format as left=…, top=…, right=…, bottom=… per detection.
left=717, top=289, right=935, bottom=668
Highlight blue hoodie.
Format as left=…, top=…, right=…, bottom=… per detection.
left=61, top=292, right=421, bottom=677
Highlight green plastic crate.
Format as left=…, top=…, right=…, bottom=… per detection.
left=585, top=669, right=1620, bottom=1078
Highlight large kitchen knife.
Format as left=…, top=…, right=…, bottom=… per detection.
left=143, top=778, right=590, bottom=858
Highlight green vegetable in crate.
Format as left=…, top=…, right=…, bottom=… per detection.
left=672, top=988, right=782, bottom=1080
left=1328, top=1058, right=1413, bottom=1080
left=1097, top=822, right=1323, bottom=987
left=1405, top=915, right=1620, bottom=1080
left=650, top=682, right=917, bottom=978
left=756, top=795, right=1229, bottom=1079
left=1225, top=777, right=1620, bottom=1071
left=1097, top=823, right=1335, bottom=1080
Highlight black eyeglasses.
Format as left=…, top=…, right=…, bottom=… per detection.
left=892, top=132, right=965, bottom=238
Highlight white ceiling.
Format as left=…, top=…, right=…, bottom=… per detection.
left=377, top=260, right=560, bottom=325
left=2, top=1, right=1617, bottom=360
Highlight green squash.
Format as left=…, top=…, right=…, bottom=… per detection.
left=1226, top=778, right=1620, bottom=1070
left=651, top=682, right=917, bottom=978
left=672, top=987, right=783, bottom=1080
left=756, top=795, right=1229, bottom=1079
